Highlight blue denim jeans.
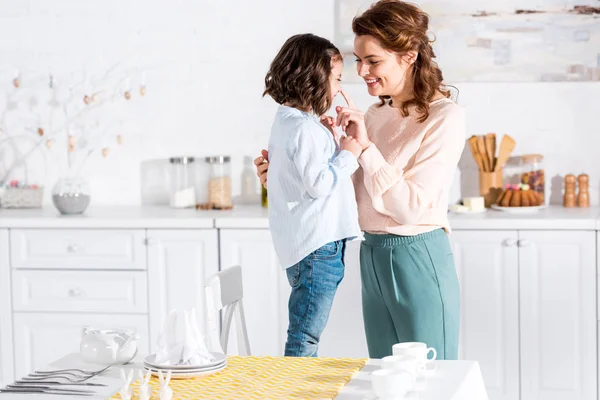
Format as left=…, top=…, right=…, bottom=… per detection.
left=284, top=240, right=346, bottom=357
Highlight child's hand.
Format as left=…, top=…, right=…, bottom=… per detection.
left=340, top=135, right=362, bottom=158
left=320, top=115, right=340, bottom=145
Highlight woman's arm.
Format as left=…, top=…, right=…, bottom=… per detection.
left=359, top=108, right=466, bottom=225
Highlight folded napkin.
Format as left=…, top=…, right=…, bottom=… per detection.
left=154, top=308, right=216, bottom=366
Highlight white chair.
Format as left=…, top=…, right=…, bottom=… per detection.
left=204, top=265, right=251, bottom=356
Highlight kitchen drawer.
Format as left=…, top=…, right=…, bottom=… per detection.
left=12, top=270, right=148, bottom=313
left=10, top=229, right=146, bottom=270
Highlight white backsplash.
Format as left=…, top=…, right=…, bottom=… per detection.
left=0, top=0, right=598, bottom=206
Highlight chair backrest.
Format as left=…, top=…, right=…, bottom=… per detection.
left=204, top=265, right=251, bottom=356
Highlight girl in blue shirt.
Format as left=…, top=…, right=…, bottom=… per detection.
left=263, top=34, right=362, bottom=356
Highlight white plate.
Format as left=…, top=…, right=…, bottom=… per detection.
left=144, top=352, right=227, bottom=370
left=143, top=360, right=226, bottom=372
left=449, top=208, right=486, bottom=214
left=144, top=363, right=226, bottom=379
left=491, top=204, right=547, bottom=213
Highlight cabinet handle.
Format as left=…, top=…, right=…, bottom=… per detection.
left=145, top=238, right=156, bottom=246
left=66, top=244, right=80, bottom=253
left=504, top=239, right=517, bottom=247
left=68, top=288, right=82, bottom=297
left=518, top=239, right=531, bottom=247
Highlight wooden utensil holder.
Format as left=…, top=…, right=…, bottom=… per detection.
left=479, top=169, right=503, bottom=208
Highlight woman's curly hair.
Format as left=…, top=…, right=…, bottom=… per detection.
left=353, top=0, right=450, bottom=122
left=263, top=34, right=342, bottom=116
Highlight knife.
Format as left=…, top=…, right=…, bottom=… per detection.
left=0, top=387, right=94, bottom=396
left=14, top=379, right=107, bottom=387
left=7, top=384, right=95, bottom=394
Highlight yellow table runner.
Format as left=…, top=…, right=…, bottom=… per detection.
left=109, top=356, right=367, bottom=399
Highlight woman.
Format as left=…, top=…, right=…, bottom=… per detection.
left=256, top=0, right=465, bottom=359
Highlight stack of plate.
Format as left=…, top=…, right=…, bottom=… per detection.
left=143, top=352, right=227, bottom=379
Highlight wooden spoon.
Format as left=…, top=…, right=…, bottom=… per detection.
left=468, top=136, right=485, bottom=171
left=494, top=134, right=516, bottom=171
left=486, top=133, right=496, bottom=171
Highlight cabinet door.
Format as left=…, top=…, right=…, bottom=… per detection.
left=318, top=240, right=369, bottom=358
left=219, top=229, right=289, bottom=356
left=519, top=231, right=596, bottom=400
left=450, top=230, right=520, bottom=400
left=147, top=230, right=219, bottom=350
left=0, top=229, right=13, bottom=387
left=12, top=313, right=149, bottom=379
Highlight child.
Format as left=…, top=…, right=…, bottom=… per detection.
left=263, top=33, right=362, bottom=357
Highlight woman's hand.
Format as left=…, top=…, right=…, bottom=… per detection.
left=254, top=149, right=269, bottom=188
left=335, top=89, right=372, bottom=150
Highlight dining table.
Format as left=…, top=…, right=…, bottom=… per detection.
left=0, top=353, right=489, bottom=399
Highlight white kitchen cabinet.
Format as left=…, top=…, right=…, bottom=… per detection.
left=12, top=313, right=149, bottom=379
left=318, top=240, right=369, bottom=358
left=0, top=229, right=13, bottom=387
left=450, top=231, right=520, bottom=400
left=219, top=229, right=289, bottom=356
left=146, top=229, right=219, bottom=351
left=10, top=229, right=147, bottom=270
left=519, top=231, right=596, bottom=400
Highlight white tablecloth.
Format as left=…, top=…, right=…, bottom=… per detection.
left=2, top=354, right=488, bottom=400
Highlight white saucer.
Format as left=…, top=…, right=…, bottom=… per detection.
left=144, top=352, right=226, bottom=370
left=491, top=204, right=547, bottom=213
left=449, top=208, right=486, bottom=214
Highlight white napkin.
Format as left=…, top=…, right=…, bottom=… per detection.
left=154, top=308, right=216, bottom=366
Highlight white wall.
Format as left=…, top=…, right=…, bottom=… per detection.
left=1, top=0, right=599, bottom=205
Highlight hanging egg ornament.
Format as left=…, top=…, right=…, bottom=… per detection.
left=117, top=135, right=123, bottom=145
left=45, top=139, right=54, bottom=149
left=12, top=78, right=20, bottom=88
left=68, top=135, right=76, bottom=147
left=68, top=144, right=75, bottom=153
left=102, top=147, right=110, bottom=157
left=37, top=127, right=44, bottom=136
left=83, top=95, right=91, bottom=105
left=139, top=85, right=146, bottom=96
left=124, top=91, right=131, bottom=100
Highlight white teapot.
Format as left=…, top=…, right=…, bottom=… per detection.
left=80, top=327, right=139, bottom=365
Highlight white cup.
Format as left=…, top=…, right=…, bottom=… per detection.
left=381, top=355, right=425, bottom=376
left=392, top=342, right=437, bottom=373
left=371, top=369, right=415, bottom=399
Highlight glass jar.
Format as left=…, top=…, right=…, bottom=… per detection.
left=206, top=156, right=232, bottom=209
left=52, top=176, right=91, bottom=214
left=519, top=154, right=545, bottom=203
left=169, top=157, right=196, bottom=208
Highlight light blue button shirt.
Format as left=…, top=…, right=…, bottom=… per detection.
left=267, top=105, right=362, bottom=269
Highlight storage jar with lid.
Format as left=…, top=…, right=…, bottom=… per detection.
left=206, top=155, right=232, bottom=209
left=169, top=156, right=196, bottom=208
left=519, top=154, right=545, bottom=203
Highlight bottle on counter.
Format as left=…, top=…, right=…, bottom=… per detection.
left=239, top=156, right=260, bottom=205
left=169, top=157, right=196, bottom=208
left=519, top=154, right=545, bottom=203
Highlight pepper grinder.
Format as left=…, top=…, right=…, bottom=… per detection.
left=564, top=174, right=576, bottom=207
left=577, top=174, right=590, bottom=208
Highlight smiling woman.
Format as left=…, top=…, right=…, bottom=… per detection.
left=256, top=0, right=466, bottom=360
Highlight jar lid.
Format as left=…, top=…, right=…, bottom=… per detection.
left=205, top=156, right=231, bottom=164
left=169, top=157, right=195, bottom=164
left=521, top=154, right=544, bottom=163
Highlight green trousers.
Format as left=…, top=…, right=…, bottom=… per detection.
left=360, top=229, right=460, bottom=360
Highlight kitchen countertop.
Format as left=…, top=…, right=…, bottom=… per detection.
left=0, top=205, right=598, bottom=230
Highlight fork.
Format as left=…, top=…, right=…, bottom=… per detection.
left=23, top=365, right=110, bottom=383
left=35, top=367, right=108, bottom=374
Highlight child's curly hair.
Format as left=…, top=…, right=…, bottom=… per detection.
left=263, top=34, right=342, bottom=116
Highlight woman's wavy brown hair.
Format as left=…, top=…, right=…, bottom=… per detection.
left=352, top=0, right=450, bottom=122
left=263, top=34, right=342, bottom=116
